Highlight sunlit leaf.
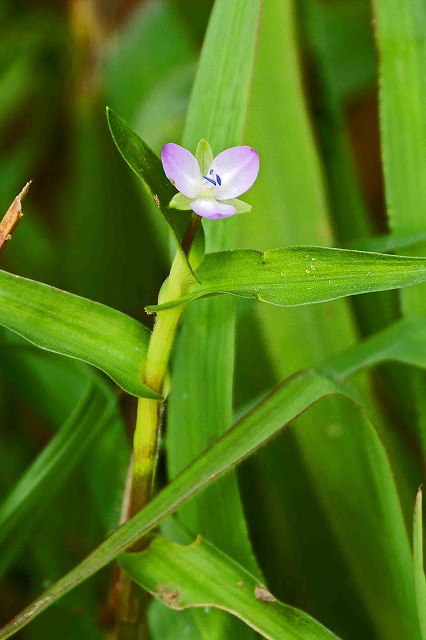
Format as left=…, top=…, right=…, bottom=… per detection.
left=0, top=268, right=158, bottom=398
left=148, top=246, right=426, bottom=311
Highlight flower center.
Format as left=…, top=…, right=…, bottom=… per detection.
left=202, top=168, right=222, bottom=188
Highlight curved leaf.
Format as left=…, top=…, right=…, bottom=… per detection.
left=148, top=246, right=426, bottom=311
left=121, top=535, right=341, bottom=640
left=0, top=268, right=158, bottom=398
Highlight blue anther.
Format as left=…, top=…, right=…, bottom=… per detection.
left=209, top=169, right=214, bottom=175
left=216, top=174, right=222, bottom=186
left=203, top=175, right=216, bottom=186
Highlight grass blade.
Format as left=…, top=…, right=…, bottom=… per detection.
left=0, top=372, right=123, bottom=578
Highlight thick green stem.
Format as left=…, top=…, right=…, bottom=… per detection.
left=129, top=237, right=194, bottom=521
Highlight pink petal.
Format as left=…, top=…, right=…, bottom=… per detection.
left=209, top=146, right=259, bottom=199
left=161, top=143, right=203, bottom=198
left=190, top=198, right=236, bottom=220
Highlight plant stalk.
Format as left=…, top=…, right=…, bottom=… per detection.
left=114, top=215, right=200, bottom=638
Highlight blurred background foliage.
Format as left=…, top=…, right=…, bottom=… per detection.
left=0, top=1, right=423, bottom=639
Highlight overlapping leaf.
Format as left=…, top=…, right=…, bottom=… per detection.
left=3, top=315, right=426, bottom=639
left=0, top=269, right=157, bottom=398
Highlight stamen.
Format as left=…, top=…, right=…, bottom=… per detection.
left=203, top=175, right=217, bottom=186
left=209, top=169, right=214, bottom=175
left=216, top=174, right=222, bottom=186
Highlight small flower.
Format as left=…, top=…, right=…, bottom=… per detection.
left=161, top=139, right=259, bottom=220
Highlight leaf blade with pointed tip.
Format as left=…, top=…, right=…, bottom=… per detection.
left=106, top=107, right=204, bottom=269
left=147, top=246, right=426, bottom=311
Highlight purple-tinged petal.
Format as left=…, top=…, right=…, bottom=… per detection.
left=161, top=143, right=203, bottom=198
left=190, top=198, right=236, bottom=220
left=209, top=146, right=259, bottom=199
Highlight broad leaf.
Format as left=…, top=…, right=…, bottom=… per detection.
left=121, top=535, right=341, bottom=640
left=148, top=246, right=426, bottom=311
left=0, top=269, right=158, bottom=398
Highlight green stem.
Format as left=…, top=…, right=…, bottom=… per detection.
left=129, top=228, right=196, bottom=521
left=114, top=216, right=199, bottom=638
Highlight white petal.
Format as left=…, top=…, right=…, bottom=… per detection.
left=161, top=143, right=203, bottom=198
left=208, top=146, right=259, bottom=199
left=190, top=198, right=237, bottom=220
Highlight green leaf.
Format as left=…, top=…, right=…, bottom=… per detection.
left=0, top=268, right=158, bottom=398
left=121, top=535, right=341, bottom=640
left=414, top=486, right=426, bottom=640
left=0, top=370, right=124, bottom=578
left=3, top=334, right=423, bottom=639
left=349, top=229, right=426, bottom=254
left=148, top=245, right=426, bottom=311
left=374, top=0, right=426, bottom=250
left=375, top=0, right=426, bottom=466
left=241, top=6, right=419, bottom=638
left=148, top=600, right=201, bottom=640
left=106, top=106, right=204, bottom=270
left=195, top=139, right=213, bottom=175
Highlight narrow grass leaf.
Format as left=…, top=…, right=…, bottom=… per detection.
left=121, top=535, right=341, bottom=640
left=0, top=374, right=122, bottom=577
left=0, top=269, right=157, bottom=398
